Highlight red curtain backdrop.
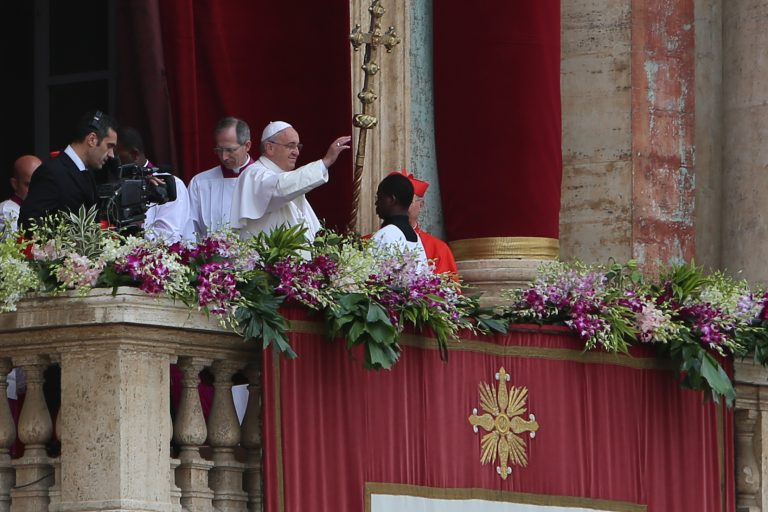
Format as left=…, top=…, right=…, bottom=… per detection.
left=433, top=3, right=562, bottom=241
left=118, top=0, right=353, bottom=231
left=263, top=312, right=734, bottom=512
left=117, top=1, right=177, bottom=169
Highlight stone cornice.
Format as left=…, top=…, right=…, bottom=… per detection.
left=0, top=287, right=257, bottom=362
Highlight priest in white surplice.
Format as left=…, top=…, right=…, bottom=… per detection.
left=230, top=121, right=350, bottom=242
left=189, top=117, right=256, bottom=238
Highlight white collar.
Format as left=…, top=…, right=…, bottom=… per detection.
left=64, top=145, right=87, bottom=171
left=258, top=155, right=288, bottom=173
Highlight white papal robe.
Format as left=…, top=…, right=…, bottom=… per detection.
left=188, top=166, right=246, bottom=238
left=230, top=156, right=328, bottom=242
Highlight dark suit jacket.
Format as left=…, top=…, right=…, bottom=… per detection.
left=19, top=152, right=97, bottom=229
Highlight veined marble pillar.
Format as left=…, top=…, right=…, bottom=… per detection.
left=560, top=0, right=697, bottom=274
left=629, top=0, right=696, bottom=272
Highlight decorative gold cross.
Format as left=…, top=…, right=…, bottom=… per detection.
left=468, top=367, right=539, bottom=480
left=348, top=0, right=400, bottom=232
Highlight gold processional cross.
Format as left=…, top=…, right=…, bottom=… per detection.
left=468, top=367, right=539, bottom=480
left=348, top=0, right=400, bottom=232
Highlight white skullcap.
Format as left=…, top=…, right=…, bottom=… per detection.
left=261, top=121, right=293, bottom=142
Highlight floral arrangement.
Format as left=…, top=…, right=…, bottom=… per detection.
left=5, top=207, right=476, bottom=371
left=501, top=260, right=768, bottom=405
left=3, top=207, right=768, bottom=405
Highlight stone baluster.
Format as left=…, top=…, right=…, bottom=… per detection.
left=0, top=359, right=16, bottom=512
left=46, top=410, right=61, bottom=512
left=173, top=357, right=214, bottom=512
left=241, top=362, right=262, bottom=511
left=207, top=360, right=247, bottom=511
left=735, top=360, right=768, bottom=512
left=47, top=357, right=61, bottom=512
left=11, top=355, right=53, bottom=511
left=735, top=408, right=760, bottom=511
left=168, top=457, right=182, bottom=512
left=167, top=366, right=182, bottom=512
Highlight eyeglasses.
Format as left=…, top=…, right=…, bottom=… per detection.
left=213, top=144, right=243, bottom=155
left=267, top=140, right=303, bottom=151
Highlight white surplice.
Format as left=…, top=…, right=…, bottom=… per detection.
left=230, top=156, right=328, bottom=242
left=144, top=176, right=194, bottom=242
left=0, top=199, right=20, bottom=232
left=188, top=166, right=243, bottom=238
left=372, top=224, right=429, bottom=267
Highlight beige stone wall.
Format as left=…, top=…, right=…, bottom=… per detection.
left=560, top=0, right=633, bottom=264
left=722, top=1, right=768, bottom=285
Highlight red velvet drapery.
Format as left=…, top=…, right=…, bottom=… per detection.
left=433, top=3, right=562, bottom=242
left=263, top=313, right=734, bottom=512
left=118, top=1, right=353, bottom=231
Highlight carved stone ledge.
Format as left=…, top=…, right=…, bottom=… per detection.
left=457, top=259, right=547, bottom=306
left=735, top=359, right=768, bottom=511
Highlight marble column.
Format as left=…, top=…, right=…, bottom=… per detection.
left=721, top=0, right=768, bottom=283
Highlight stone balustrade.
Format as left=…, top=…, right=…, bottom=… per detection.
left=0, top=288, right=263, bottom=512
left=735, top=359, right=768, bottom=512
left=0, top=287, right=765, bottom=511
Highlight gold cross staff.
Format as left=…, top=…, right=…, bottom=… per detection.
left=348, top=0, right=400, bottom=232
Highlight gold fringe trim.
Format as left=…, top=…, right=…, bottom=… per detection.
left=449, top=236, right=559, bottom=261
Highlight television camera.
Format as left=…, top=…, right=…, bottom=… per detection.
left=97, top=163, right=177, bottom=229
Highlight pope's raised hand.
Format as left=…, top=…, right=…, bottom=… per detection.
left=322, top=136, right=352, bottom=168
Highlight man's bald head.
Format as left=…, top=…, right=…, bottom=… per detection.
left=12, top=155, right=42, bottom=200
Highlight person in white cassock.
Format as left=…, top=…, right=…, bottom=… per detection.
left=230, top=121, right=351, bottom=242
left=0, top=155, right=42, bottom=233
left=372, top=173, right=429, bottom=267
left=189, top=117, right=255, bottom=238
left=116, top=127, right=194, bottom=242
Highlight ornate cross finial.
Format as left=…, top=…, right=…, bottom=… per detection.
left=348, top=0, right=401, bottom=232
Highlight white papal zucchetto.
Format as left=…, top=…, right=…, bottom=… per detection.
left=261, top=121, right=293, bottom=142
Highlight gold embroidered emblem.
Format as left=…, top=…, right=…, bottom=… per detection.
left=468, top=367, right=539, bottom=480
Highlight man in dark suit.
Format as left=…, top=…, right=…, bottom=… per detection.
left=19, top=110, right=118, bottom=229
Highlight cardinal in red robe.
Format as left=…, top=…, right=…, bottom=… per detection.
left=387, top=170, right=458, bottom=278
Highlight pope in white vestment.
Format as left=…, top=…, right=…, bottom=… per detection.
left=230, top=121, right=351, bottom=242
left=230, top=156, right=328, bottom=242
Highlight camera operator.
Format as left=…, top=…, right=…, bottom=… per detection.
left=20, top=110, right=118, bottom=230
left=116, top=127, right=194, bottom=242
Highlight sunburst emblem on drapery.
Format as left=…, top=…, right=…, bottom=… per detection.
left=468, top=367, right=539, bottom=480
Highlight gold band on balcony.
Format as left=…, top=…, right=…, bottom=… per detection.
left=449, top=237, right=560, bottom=261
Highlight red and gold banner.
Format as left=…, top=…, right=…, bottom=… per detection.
left=262, top=311, right=734, bottom=512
